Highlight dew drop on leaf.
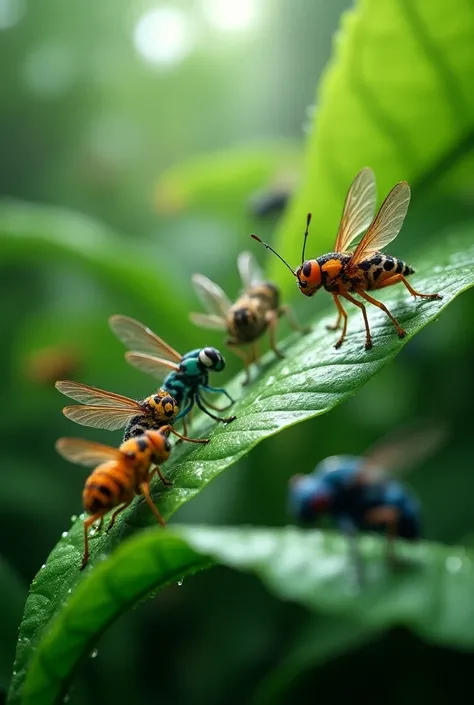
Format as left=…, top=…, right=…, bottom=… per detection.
left=177, top=578, right=184, bottom=587
left=61, top=531, right=68, bottom=538
left=90, top=648, right=98, bottom=658
left=70, top=514, right=77, bottom=523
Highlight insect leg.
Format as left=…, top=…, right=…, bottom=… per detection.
left=357, top=290, right=406, bottom=339
left=106, top=499, right=133, bottom=533
left=88, top=515, right=104, bottom=540
left=169, top=425, right=209, bottom=444
left=363, top=506, right=399, bottom=565
left=266, top=310, right=285, bottom=359
left=201, top=384, right=235, bottom=406
left=340, top=293, right=373, bottom=349
left=81, top=513, right=103, bottom=570
left=149, top=464, right=173, bottom=487
left=176, top=400, right=194, bottom=421
left=326, top=294, right=347, bottom=336
left=279, top=304, right=310, bottom=334
left=337, top=515, right=363, bottom=585
left=195, top=393, right=236, bottom=424
left=227, top=340, right=253, bottom=386
left=375, top=273, right=442, bottom=300
left=139, top=480, right=166, bottom=527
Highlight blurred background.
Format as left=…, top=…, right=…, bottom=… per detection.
left=1, top=0, right=474, bottom=703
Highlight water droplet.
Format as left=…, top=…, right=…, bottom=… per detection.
left=280, top=366, right=290, bottom=376
left=177, top=578, right=184, bottom=587
left=12, top=669, right=17, bottom=676
left=446, top=556, right=463, bottom=573
left=265, top=375, right=276, bottom=386
left=70, top=514, right=77, bottom=523
left=40, top=564, right=46, bottom=570
left=90, top=648, right=98, bottom=658
left=63, top=694, right=70, bottom=703
left=61, top=531, right=68, bottom=538
left=67, top=588, right=72, bottom=594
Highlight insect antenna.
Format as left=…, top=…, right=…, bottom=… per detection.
left=250, top=234, right=296, bottom=277
left=301, top=212, right=312, bottom=265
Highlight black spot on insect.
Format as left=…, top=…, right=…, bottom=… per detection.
left=404, top=264, right=415, bottom=275
left=137, top=439, right=148, bottom=452
left=396, top=260, right=404, bottom=273
left=383, top=259, right=395, bottom=271
left=372, top=267, right=383, bottom=281
left=302, top=261, right=313, bottom=277
left=165, top=405, right=174, bottom=417
left=164, top=439, right=171, bottom=452
left=89, top=497, right=105, bottom=513
left=372, top=255, right=382, bottom=265
left=358, top=261, right=372, bottom=271
left=125, top=451, right=136, bottom=461
left=98, top=484, right=113, bottom=499
left=153, top=395, right=161, bottom=404
left=234, top=308, right=250, bottom=327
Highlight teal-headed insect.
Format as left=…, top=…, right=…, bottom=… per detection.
left=109, top=315, right=236, bottom=427
left=190, top=252, right=308, bottom=385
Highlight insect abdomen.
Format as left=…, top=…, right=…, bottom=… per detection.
left=357, top=255, right=414, bottom=290
left=123, top=414, right=155, bottom=441
left=83, top=462, right=132, bottom=514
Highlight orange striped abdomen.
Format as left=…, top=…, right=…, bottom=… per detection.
left=83, top=461, right=135, bottom=515
left=355, top=254, right=414, bottom=291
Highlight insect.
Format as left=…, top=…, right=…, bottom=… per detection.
left=252, top=168, right=441, bottom=350
left=288, top=423, right=446, bottom=564
left=24, top=345, right=81, bottom=386
left=55, top=381, right=209, bottom=443
left=109, top=314, right=236, bottom=424
left=189, top=252, right=308, bottom=385
left=56, top=427, right=174, bottom=569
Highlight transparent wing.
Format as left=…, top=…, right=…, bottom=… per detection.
left=350, top=181, right=411, bottom=265
left=109, top=315, right=182, bottom=362
left=55, top=380, right=142, bottom=410
left=334, top=168, right=377, bottom=253
left=237, top=251, right=264, bottom=289
left=56, top=437, right=123, bottom=467
left=61, top=405, right=139, bottom=431
left=359, top=422, right=448, bottom=482
left=191, top=274, right=232, bottom=318
left=189, top=312, right=227, bottom=331
left=125, top=352, right=180, bottom=382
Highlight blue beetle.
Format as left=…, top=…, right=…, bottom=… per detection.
left=109, top=315, right=236, bottom=429
left=288, top=424, right=445, bottom=560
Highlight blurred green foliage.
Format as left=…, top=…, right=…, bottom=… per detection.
left=1, top=0, right=474, bottom=703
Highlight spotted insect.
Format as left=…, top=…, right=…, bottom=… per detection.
left=252, top=167, right=441, bottom=350
left=55, top=381, right=209, bottom=443
left=109, top=315, right=236, bottom=424
left=56, top=426, right=175, bottom=569
left=189, top=252, right=308, bottom=385
left=288, top=423, right=446, bottom=564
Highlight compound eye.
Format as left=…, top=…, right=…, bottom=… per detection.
left=199, top=347, right=218, bottom=368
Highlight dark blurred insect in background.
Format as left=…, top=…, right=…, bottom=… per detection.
left=288, top=422, right=447, bottom=565
left=23, top=344, right=82, bottom=387
left=56, top=426, right=175, bottom=569
left=190, top=252, right=308, bottom=385
left=252, top=167, right=441, bottom=350
left=55, top=381, right=209, bottom=444
left=109, top=314, right=236, bottom=424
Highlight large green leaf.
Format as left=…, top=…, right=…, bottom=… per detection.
left=8, top=227, right=474, bottom=705
left=271, top=0, right=474, bottom=294
left=0, top=556, right=27, bottom=692
left=19, top=525, right=474, bottom=705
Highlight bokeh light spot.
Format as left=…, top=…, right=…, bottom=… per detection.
left=133, top=7, right=194, bottom=67
left=0, top=0, right=25, bottom=30
left=203, top=0, right=258, bottom=32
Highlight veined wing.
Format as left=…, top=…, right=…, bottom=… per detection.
left=359, top=422, right=447, bottom=482
left=334, top=168, right=376, bottom=253
left=61, top=405, right=140, bottom=431
left=125, top=352, right=180, bottom=382
left=191, top=274, right=232, bottom=318
left=237, top=251, right=264, bottom=289
left=55, top=380, right=142, bottom=409
left=109, top=315, right=182, bottom=362
left=189, top=312, right=227, bottom=331
left=350, top=181, right=411, bottom=265
left=56, top=438, right=123, bottom=467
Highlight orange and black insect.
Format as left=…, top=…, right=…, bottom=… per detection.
left=55, top=380, right=209, bottom=443
left=56, top=427, right=174, bottom=569
left=190, top=252, right=308, bottom=385
left=252, top=168, right=441, bottom=350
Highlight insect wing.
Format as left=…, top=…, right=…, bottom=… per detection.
left=55, top=380, right=142, bottom=409
left=125, top=352, right=180, bottom=382
left=237, top=251, right=264, bottom=289
left=350, top=181, right=411, bottom=265
left=191, top=274, right=231, bottom=318
left=109, top=315, right=182, bottom=362
left=61, top=405, right=140, bottom=431
left=359, top=422, right=447, bottom=482
left=189, top=312, right=227, bottom=331
left=56, top=438, right=123, bottom=467
left=334, top=168, right=377, bottom=253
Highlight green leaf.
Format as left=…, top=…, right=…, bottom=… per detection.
left=0, top=556, right=27, bottom=692
left=271, top=0, right=474, bottom=294
left=19, top=525, right=474, bottom=705
left=9, top=227, right=474, bottom=705
left=0, top=200, right=190, bottom=320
